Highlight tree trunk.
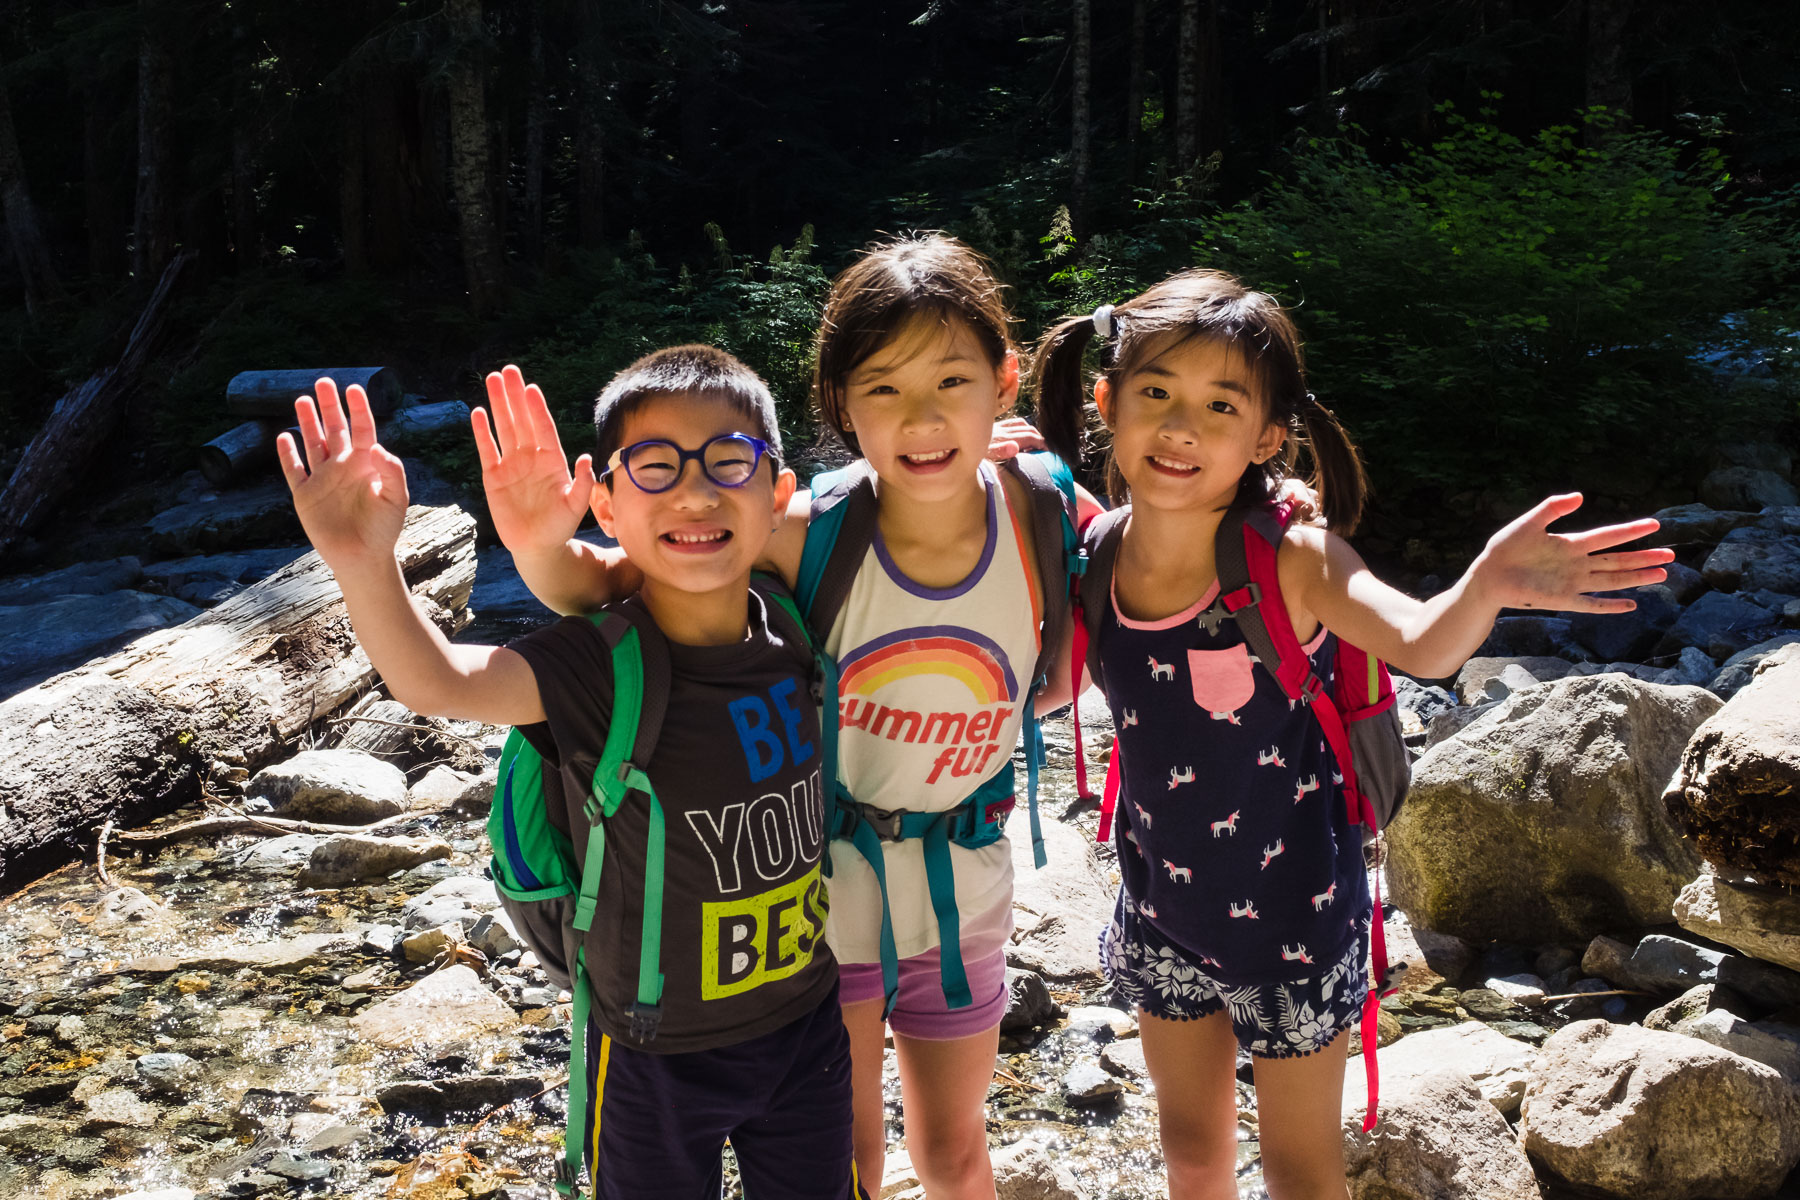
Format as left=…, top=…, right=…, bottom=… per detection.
left=1069, top=0, right=1092, bottom=236
left=522, top=1, right=546, bottom=264
left=445, top=0, right=504, bottom=314
left=341, top=73, right=368, bottom=276
left=575, top=2, right=605, bottom=250
left=1175, top=0, right=1199, bottom=170
left=82, top=75, right=126, bottom=280
left=132, top=0, right=177, bottom=280
left=365, top=75, right=411, bottom=273
left=1125, top=0, right=1146, bottom=183
left=0, top=504, right=477, bottom=892
left=1585, top=0, right=1633, bottom=138
left=229, top=18, right=258, bottom=271
left=0, top=60, right=61, bottom=315
left=0, top=250, right=190, bottom=555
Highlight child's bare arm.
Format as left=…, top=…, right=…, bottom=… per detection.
left=1283, top=493, right=1673, bottom=680
left=279, top=377, right=545, bottom=726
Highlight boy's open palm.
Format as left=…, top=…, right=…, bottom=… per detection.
left=474, top=365, right=595, bottom=555
left=277, top=378, right=410, bottom=568
left=1476, top=493, right=1674, bottom=613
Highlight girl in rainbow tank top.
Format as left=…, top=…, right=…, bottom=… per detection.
left=478, top=235, right=1103, bottom=1200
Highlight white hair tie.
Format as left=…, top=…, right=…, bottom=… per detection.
left=1091, top=304, right=1115, bottom=340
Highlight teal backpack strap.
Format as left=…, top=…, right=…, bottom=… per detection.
left=796, top=461, right=879, bottom=641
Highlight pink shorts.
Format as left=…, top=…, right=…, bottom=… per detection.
left=837, top=945, right=1009, bottom=1041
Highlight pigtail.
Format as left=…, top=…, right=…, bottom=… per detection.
left=1295, top=396, right=1369, bottom=534
left=1030, top=315, right=1099, bottom=473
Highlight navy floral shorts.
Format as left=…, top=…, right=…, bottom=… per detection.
left=1099, top=888, right=1370, bottom=1059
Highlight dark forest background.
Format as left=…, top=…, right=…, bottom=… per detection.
left=1, top=0, right=1797, bottom=567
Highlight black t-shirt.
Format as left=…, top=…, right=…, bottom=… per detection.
left=508, top=580, right=835, bottom=1053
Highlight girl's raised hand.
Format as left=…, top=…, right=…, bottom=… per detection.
left=276, top=378, right=411, bottom=570
left=473, top=364, right=595, bottom=556
left=1472, top=493, right=1675, bottom=614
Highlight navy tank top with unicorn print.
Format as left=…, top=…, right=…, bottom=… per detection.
left=1098, top=573, right=1369, bottom=987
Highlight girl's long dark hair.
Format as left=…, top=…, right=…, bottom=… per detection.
left=1031, top=269, right=1368, bottom=532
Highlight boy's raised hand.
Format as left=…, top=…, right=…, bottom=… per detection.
left=474, top=365, right=595, bottom=556
left=277, top=378, right=410, bottom=569
left=1473, top=493, right=1675, bottom=614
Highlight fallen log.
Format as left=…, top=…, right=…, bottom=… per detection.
left=197, top=419, right=286, bottom=486
left=0, top=503, right=476, bottom=892
left=226, top=367, right=400, bottom=419
left=0, top=250, right=191, bottom=556
left=115, top=809, right=421, bottom=852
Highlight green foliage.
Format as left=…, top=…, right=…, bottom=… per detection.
left=523, top=226, right=830, bottom=466
left=1176, top=107, right=1800, bottom=507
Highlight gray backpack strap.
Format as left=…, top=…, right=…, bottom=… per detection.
left=1211, top=506, right=1290, bottom=691
left=1075, top=506, right=1130, bottom=694
left=803, top=459, right=880, bottom=642
left=999, top=454, right=1075, bottom=693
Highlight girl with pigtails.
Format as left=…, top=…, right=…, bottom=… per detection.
left=1033, top=269, right=1671, bottom=1200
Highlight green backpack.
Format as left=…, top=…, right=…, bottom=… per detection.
left=486, top=578, right=838, bottom=1198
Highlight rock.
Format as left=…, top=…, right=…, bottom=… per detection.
left=1520, top=1019, right=1800, bottom=1199
left=0, top=557, right=142, bottom=605
left=1700, top=466, right=1799, bottom=512
left=135, top=1052, right=202, bottom=1096
left=1707, top=632, right=1800, bottom=698
left=1065, top=1005, right=1136, bottom=1041
left=349, top=964, right=518, bottom=1049
left=401, top=875, right=503, bottom=931
left=139, top=546, right=307, bottom=606
left=301, top=1123, right=370, bottom=1153
left=1485, top=974, right=1546, bottom=1007
left=375, top=1073, right=544, bottom=1118
left=1388, top=674, right=1715, bottom=942
left=1569, top=589, right=1681, bottom=663
left=1643, top=983, right=1745, bottom=1032
left=298, top=833, right=452, bottom=888
left=402, top=923, right=463, bottom=964
left=468, top=910, right=521, bottom=958
left=237, top=833, right=324, bottom=877
left=342, top=965, right=386, bottom=992
left=360, top=924, right=400, bottom=956
left=125, top=931, right=361, bottom=974
left=0, top=1113, right=67, bottom=1150
left=1000, top=968, right=1060, bottom=1033
left=1684, top=1010, right=1800, bottom=1081
left=1393, top=677, right=1457, bottom=727
left=1662, top=649, right=1800, bottom=885
left=1649, top=503, right=1761, bottom=549
left=1703, top=526, right=1800, bottom=596
left=1534, top=945, right=1580, bottom=979
left=1384, top=911, right=1473, bottom=992
left=1423, top=700, right=1496, bottom=749
left=1655, top=590, right=1782, bottom=661
left=409, top=764, right=495, bottom=815
left=1452, top=656, right=1579, bottom=705
left=82, top=1087, right=160, bottom=1130
left=1100, top=1038, right=1148, bottom=1080
left=1483, top=663, right=1541, bottom=701
left=1379, top=1021, right=1539, bottom=1116
left=1642, top=933, right=1800, bottom=1008
left=1476, top=615, right=1590, bottom=661
left=1659, top=562, right=1708, bottom=605
left=1341, top=1057, right=1540, bottom=1200
left=1659, top=646, right=1717, bottom=688
left=993, top=1140, right=1090, bottom=1200
left=0, top=590, right=203, bottom=693
left=1060, top=1061, right=1123, bottom=1108
left=1674, top=873, right=1800, bottom=974
left=145, top=480, right=303, bottom=555
left=114, top=1190, right=198, bottom=1200
left=247, top=749, right=408, bottom=824
left=1007, top=810, right=1114, bottom=982
left=96, top=886, right=163, bottom=923
left=265, top=1152, right=332, bottom=1182
left=1715, top=442, right=1794, bottom=479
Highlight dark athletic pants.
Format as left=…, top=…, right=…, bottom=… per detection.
left=581, top=982, right=865, bottom=1200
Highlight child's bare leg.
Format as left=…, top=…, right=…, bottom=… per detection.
left=893, top=1025, right=1000, bottom=1200
left=841, top=997, right=890, bottom=1194
left=1250, top=1030, right=1351, bottom=1200
left=1139, top=1008, right=1242, bottom=1200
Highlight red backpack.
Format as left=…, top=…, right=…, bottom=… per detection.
left=1068, top=500, right=1408, bottom=1131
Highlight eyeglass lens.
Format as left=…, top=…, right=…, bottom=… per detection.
left=624, top=435, right=761, bottom=491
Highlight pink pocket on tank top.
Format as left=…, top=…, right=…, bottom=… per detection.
left=1187, top=646, right=1256, bottom=715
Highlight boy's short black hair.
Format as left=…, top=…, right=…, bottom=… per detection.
left=593, top=344, right=783, bottom=470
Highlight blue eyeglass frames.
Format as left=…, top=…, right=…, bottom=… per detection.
left=601, top=433, right=774, bottom=494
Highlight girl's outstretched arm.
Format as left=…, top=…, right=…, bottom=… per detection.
left=1282, top=493, right=1674, bottom=681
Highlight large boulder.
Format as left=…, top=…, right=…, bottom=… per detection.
left=1663, top=648, right=1800, bottom=885
left=1654, top=591, right=1781, bottom=661
left=1341, top=1057, right=1541, bottom=1200
left=0, top=557, right=143, bottom=605
left=297, top=833, right=452, bottom=888
left=0, top=591, right=203, bottom=694
left=1520, top=1019, right=1800, bottom=1200
left=1568, top=589, right=1680, bottom=662
left=1702, top=525, right=1800, bottom=595
left=1451, top=656, right=1580, bottom=705
left=1673, top=873, right=1800, bottom=974
left=247, top=749, right=408, bottom=824
left=1387, top=673, right=1716, bottom=943
left=1649, top=504, right=1760, bottom=550
left=1580, top=932, right=1800, bottom=1010
left=349, top=964, right=518, bottom=1050
left=1700, top=467, right=1800, bottom=513
left=1708, top=633, right=1800, bottom=698
left=1376, top=1021, right=1539, bottom=1116
left=1007, top=813, right=1114, bottom=982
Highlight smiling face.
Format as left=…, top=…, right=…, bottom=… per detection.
left=839, top=313, right=1018, bottom=504
left=1097, top=334, right=1288, bottom=514
left=590, top=390, right=796, bottom=598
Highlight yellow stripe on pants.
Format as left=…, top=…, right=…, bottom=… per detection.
left=589, top=1031, right=612, bottom=1191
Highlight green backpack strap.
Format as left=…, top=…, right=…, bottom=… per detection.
left=559, top=604, right=672, bottom=1198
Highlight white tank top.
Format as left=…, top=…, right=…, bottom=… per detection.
left=823, top=463, right=1041, bottom=965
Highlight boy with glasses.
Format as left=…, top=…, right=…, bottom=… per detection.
left=279, top=345, right=860, bottom=1199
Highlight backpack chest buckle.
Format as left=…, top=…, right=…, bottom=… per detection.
left=860, top=805, right=909, bottom=842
